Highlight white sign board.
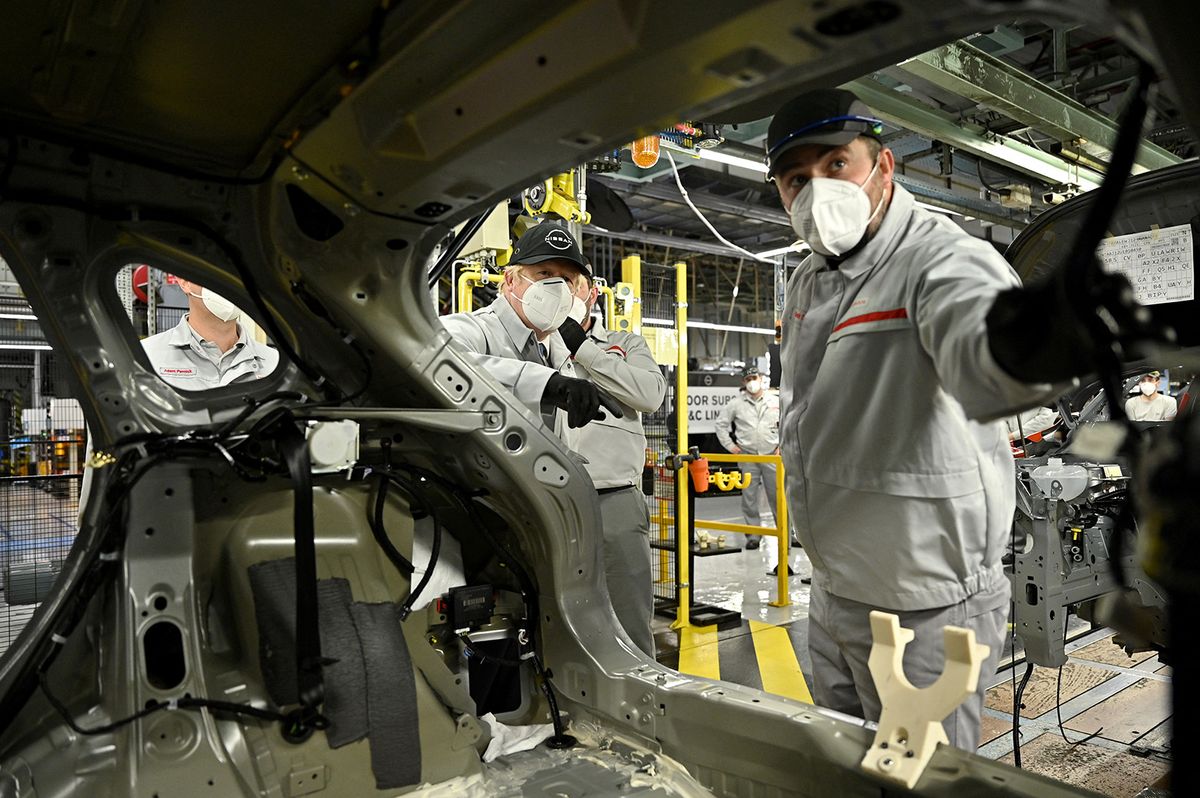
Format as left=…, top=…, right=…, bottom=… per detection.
left=1097, top=223, right=1194, bottom=306
left=686, top=387, right=740, bottom=434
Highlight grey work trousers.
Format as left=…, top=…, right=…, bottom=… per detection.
left=599, top=486, right=655, bottom=657
left=740, top=459, right=779, bottom=526
left=808, top=580, right=1009, bottom=750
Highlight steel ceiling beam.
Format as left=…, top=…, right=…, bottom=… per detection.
left=894, top=41, right=1180, bottom=174
left=846, top=77, right=1106, bottom=191
left=595, top=176, right=790, bottom=228
left=601, top=170, right=1027, bottom=230
left=585, top=225, right=776, bottom=261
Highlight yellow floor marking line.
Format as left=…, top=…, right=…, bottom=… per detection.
left=749, top=620, right=813, bottom=703
left=677, top=624, right=721, bottom=681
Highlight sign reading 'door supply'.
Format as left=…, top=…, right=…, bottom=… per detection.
left=1097, top=223, right=1194, bottom=306
left=686, top=371, right=743, bottom=434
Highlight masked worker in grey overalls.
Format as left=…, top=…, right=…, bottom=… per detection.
left=558, top=274, right=666, bottom=656
left=441, top=221, right=610, bottom=439
left=767, top=89, right=1062, bottom=750
left=715, top=366, right=781, bottom=554
left=80, top=279, right=279, bottom=511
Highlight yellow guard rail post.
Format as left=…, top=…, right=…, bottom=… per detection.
left=671, top=259, right=692, bottom=629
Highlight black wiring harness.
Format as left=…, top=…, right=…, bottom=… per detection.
left=380, top=462, right=576, bottom=749
left=0, top=395, right=341, bottom=741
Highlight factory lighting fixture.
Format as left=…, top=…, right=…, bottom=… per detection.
left=0, top=343, right=52, bottom=350
left=694, top=148, right=769, bottom=174
left=642, top=317, right=776, bottom=336
left=0, top=313, right=38, bottom=321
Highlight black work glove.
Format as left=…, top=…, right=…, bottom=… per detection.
left=986, top=267, right=1140, bottom=384
left=557, top=317, right=587, bottom=355
left=542, top=373, right=624, bottom=428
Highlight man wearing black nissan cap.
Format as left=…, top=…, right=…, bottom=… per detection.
left=768, top=88, right=1068, bottom=749
left=441, top=219, right=618, bottom=439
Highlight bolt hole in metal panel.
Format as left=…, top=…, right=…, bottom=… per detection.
left=533, top=454, right=569, bottom=487
left=434, top=362, right=472, bottom=402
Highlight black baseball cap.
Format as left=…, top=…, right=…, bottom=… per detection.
left=511, top=221, right=591, bottom=278
left=766, top=89, right=884, bottom=177
left=741, top=365, right=762, bottom=380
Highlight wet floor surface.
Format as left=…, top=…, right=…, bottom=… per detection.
left=650, top=493, right=1171, bottom=797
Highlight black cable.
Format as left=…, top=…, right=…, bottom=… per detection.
left=975, top=159, right=1013, bottom=196
left=1012, top=663, right=1034, bottom=768
left=369, top=472, right=415, bottom=577
left=369, top=459, right=442, bottom=619
left=427, top=209, right=492, bottom=288
left=211, top=391, right=308, bottom=440
left=391, top=464, right=574, bottom=746
left=457, top=633, right=526, bottom=668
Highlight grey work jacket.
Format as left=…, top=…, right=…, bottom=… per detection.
left=571, top=319, right=665, bottom=489
left=141, top=316, right=279, bottom=389
left=440, top=296, right=574, bottom=441
left=780, top=184, right=1055, bottom=612
left=715, top=391, right=780, bottom=455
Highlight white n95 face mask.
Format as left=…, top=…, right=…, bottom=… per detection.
left=745, top=378, right=762, bottom=394
left=517, top=275, right=574, bottom=331
left=567, top=296, right=589, bottom=324
left=1140, top=382, right=1158, bottom=396
left=188, top=287, right=242, bottom=323
left=788, top=158, right=885, bottom=257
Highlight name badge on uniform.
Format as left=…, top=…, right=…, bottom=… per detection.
left=159, top=366, right=196, bottom=379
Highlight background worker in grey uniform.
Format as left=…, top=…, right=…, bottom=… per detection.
left=558, top=273, right=665, bottom=656
left=440, top=221, right=611, bottom=438
left=1125, top=371, right=1177, bottom=421
left=767, top=89, right=1060, bottom=750
left=81, top=279, right=278, bottom=511
left=715, top=366, right=782, bottom=553
left=142, top=279, right=279, bottom=389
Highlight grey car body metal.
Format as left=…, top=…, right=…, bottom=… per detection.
left=0, top=1, right=1191, bottom=795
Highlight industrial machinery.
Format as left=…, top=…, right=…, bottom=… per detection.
left=1005, top=159, right=1200, bottom=670
left=0, top=2, right=1195, bottom=796
left=1010, top=446, right=1166, bottom=667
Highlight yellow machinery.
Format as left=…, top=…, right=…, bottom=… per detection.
left=522, top=168, right=591, bottom=226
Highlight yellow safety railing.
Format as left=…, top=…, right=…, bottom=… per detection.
left=651, top=452, right=791, bottom=611
left=699, top=453, right=790, bottom=608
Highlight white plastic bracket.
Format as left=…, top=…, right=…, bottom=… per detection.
left=860, top=611, right=988, bottom=789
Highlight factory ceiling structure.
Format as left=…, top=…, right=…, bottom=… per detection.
left=578, top=21, right=1193, bottom=316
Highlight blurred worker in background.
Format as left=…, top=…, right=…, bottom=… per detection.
left=1004, top=406, right=1059, bottom=444
left=441, top=220, right=613, bottom=438
left=1125, top=371, right=1177, bottom=421
left=558, top=273, right=665, bottom=656
left=716, top=366, right=790, bottom=558
left=768, top=87, right=1063, bottom=750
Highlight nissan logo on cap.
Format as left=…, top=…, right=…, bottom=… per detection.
left=545, top=229, right=573, bottom=250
